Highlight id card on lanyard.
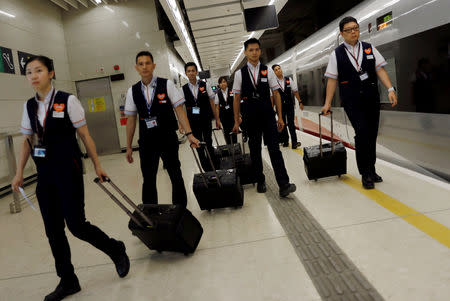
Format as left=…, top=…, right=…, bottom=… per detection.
left=144, top=83, right=158, bottom=129
left=345, top=43, right=369, bottom=81
left=33, top=89, right=56, bottom=159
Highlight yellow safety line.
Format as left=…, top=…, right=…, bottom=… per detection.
left=293, top=147, right=450, bottom=248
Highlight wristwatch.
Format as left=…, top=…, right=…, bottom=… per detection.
left=185, top=132, right=193, bottom=136
left=388, top=87, right=396, bottom=93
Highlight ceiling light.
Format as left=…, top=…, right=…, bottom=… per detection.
left=145, top=42, right=150, bottom=47
left=104, top=6, right=114, bottom=13
left=95, top=0, right=102, bottom=4
left=164, top=0, right=201, bottom=71
left=136, top=32, right=141, bottom=39
left=121, top=20, right=129, bottom=27
left=0, top=9, right=15, bottom=18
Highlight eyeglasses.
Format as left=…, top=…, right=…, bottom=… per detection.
left=342, top=26, right=360, bottom=33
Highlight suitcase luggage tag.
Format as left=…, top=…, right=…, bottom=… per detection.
left=192, top=106, right=201, bottom=115
left=145, top=116, right=158, bottom=129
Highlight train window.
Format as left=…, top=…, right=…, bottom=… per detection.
left=377, top=11, right=393, bottom=31
left=378, top=56, right=398, bottom=104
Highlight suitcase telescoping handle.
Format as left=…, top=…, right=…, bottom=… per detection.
left=227, top=131, right=240, bottom=167
left=94, top=177, right=155, bottom=228
left=212, top=128, right=221, bottom=147
left=318, top=110, right=335, bottom=157
left=190, top=142, right=222, bottom=187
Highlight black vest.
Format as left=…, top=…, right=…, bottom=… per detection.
left=132, top=77, right=178, bottom=140
left=277, top=76, right=293, bottom=105
left=240, top=64, right=272, bottom=113
left=183, top=81, right=212, bottom=123
left=26, top=91, right=81, bottom=162
left=217, top=89, right=234, bottom=119
left=335, top=41, right=380, bottom=104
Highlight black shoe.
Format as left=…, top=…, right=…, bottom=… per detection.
left=111, top=241, right=130, bottom=278
left=243, top=136, right=248, bottom=143
left=257, top=182, right=266, bottom=193
left=292, top=142, right=301, bottom=149
left=44, top=277, right=81, bottom=301
left=362, top=175, right=375, bottom=189
left=282, top=142, right=289, bottom=147
left=279, top=183, right=296, bottom=197
left=371, top=172, right=383, bottom=183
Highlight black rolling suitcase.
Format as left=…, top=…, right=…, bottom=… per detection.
left=303, top=111, right=347, bottom=181
left=212, top=128, right=242, bottom=159
left=94, top=177, right=203, bottom=255
left=220, top=132, right=257, bottom=185
left=191, top=142, right=244, bottom=210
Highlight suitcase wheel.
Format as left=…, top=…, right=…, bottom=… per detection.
left=208, top=209, right=212, bottom=212
left=157, top=250, right=163, bottom=254
left=184, top=253, right=189, bottom=256
left=235, top=206, right=242, bottom=209
left=314, top=179, right=317, bottom=182
left=338, top=175, right=341, bottom=178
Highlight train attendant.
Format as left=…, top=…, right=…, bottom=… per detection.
left=125, top=51, right=200, bottom=207
left=182, top=62, right=221, bottom=171
left=232, top=38, right=296, bottom=197
left=11, top=55, right=130, bottom=301
left=272, top=64, right=304, bottom=149
left=215, top=76, right=237, bottom=144
left=321, top=16, right=398, bottom=189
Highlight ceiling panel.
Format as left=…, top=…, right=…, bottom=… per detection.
left=195, top=31, right=247, bottom=44
left=183, top=0, right=238, bottom=10
left=193, top=24, right=244, bottom=38
left=186, top=3, right=242, bottom=22
left=190, top=15, right=243, bottom=31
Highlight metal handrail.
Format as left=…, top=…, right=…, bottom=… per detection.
left=0, top=131, right=37, bottom=213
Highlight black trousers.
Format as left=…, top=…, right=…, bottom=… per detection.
left=139, top=130, right=187, bottom=207
left=191, top=119, right=216, bottom=172
left=279, top=103, right=298, bottom=145
left=246, top=104, right=290, bottom=187
left=344, top=100, right=380, bottom=176
left=36, top=157, right=119, bottom=281
left=221, top=113, right=237, bottom=145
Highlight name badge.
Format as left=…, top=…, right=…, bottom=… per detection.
left=159, top=100, right=167, bottom=104
left=252, top=92, right=260, bottom=99
left=225, top=105, right=230, bottom=110
left=192, top=106, right=201, bottom=115
left=360, top=72, right=369, bottom=81
left=33, top=147, right=47, bottom=158
left=260, top=78, right=268, bottom=83
left=145, top=117, right=158, bottom=129
left=53, top=111, right=64, bottom=118
left=240, top=100, right=244, bottom=103
left=366, top=55, right=374, bottom=60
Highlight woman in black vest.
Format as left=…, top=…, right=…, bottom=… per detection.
left=215, top=76, right=237, bottom=144
left=11, top=56, right=129, bottom=301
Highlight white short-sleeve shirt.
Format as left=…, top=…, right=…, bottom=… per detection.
left=21, top=87, right=86, bottom=135
left=182, top=80, right=217, bottom=104
left=232, top=61, right=278, bottom=94
left=214, top=88, right=232, bottom=105
left=325, top=41, right=387, bottom=79
left=124, top=77, right=185, bottom=116
left=275, top=76, right=298, bottom=92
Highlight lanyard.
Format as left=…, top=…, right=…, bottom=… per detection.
left=248, top=65, right=260, bottom=88
left=190, top=82, right=201, bottom=105
left=143, top=82, right=157, bottom=115
left=344, top=42, right=361, bottom=71
left=277, top=78, right=285, bottom=92
left=36, top=89, right=56, bottom=144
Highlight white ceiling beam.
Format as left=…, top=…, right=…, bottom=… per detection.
left=76, top=0, right=89, bottom=7
left=64, top=0, right=79, bottom=8
left=102, top=0, right=109, bottom=4
left=50, top=0, right=69, bottom=10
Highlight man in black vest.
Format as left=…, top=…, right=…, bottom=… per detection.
left=125, top=51, right=199, bottom=207
left=321, top=17, right=398, bottom=189
left=182, top=62, right=221, bottom=172
left=232, top=38, right=296, bottom=197
left=272, top=64, right=304, bottom=149
left=215, top=76, right=237, bottom=145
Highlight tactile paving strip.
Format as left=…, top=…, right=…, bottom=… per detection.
left=262, top=161, right=385, bottom=301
